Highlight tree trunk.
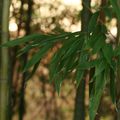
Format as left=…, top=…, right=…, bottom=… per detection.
left=0, top=0, right=11, bottom=120
left=73, top=0, right=91, bottom=120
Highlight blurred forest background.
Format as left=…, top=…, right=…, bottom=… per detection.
left=0, top=0, right=118, bottom=120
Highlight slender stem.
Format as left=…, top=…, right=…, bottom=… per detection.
left=0, top=0, right=11, bottom=120
left=73, top=0, right=91, bottom=120
left=18, top=0, right=33, bottom=119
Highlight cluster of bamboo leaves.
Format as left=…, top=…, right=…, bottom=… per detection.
left=1, top=0, right=120, bottom=120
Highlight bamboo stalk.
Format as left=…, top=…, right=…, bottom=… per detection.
left=18, top=0, right=33, bottom=119
left=73, top=0, right=91, bottom=120
left=0, top=0, right=11, bottom=120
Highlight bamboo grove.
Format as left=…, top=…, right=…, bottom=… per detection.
left=1, top=0, right=120, bottom=120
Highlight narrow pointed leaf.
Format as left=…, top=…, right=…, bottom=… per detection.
left=0, top=34, right=48, bottom=47
left=109, top=0, right=120, bottom=21
left=94, top=60, right=105, bottom=77
left=76, top=53, right=88, bottom=86
left=110, top=68, right=116, bottom=103
left=88, top=12, right=99, bottom=32
left=102, top=44, right=113, bottom=66
left=24, top=44, right=52, bottom=72
left=92, top=34, right=106, bottom=53
left=89, top=71, right=106, bottom=120
left=25, top=61, right=40, bottom=81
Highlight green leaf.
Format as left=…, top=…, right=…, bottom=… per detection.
left=76, top=59, right=100, bottom=70
left=102, top=44, right=113, bottom=66
left=109, top=0, right=120, bottom=21
left=110, top=68, right=116, bottom=104
left=49, top=34, right=84, bottom=82
left=88, top=33, right=102, bottom=49
left=65, top=54, right=78, bottom=72
left=17, top=33, right=82, bottom=57
left=17, top=44, right=39, bottom=56
left=24, top=44, right=52, bottom=72
left=25, top=61, right=40, bottom=81
left=0, top=34, right=48, bottom=47
left=76, top=53, right=88, bottom=86
left=89, top=60, right=100, bottom=68
left=89, top=71, right=106, bottom=120
left=88, top=12, right=99, bottom=32
left=94, top=60, right=105, bottom=77
left=76, top=70, right=84, bottom=87
left=62, top=36, right=84, bottom=60
left=62, top=38, right=82, bottom=59
left=0, top=31, right=80, bottom=48
left=92, top=34, right=106, bottom=53
left=39, top=31, right=81, bottom=45
left=54, top=75, right=63, bottom=94
left=113, top=46, right=120, bottom=56
left=103, top=6, right=113, bottom=19
left=49, top=37, right=75, bottom=80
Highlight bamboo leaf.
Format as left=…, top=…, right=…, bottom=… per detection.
left=88, top=33, right=102, bottom=49
left=76, top=53, right=87, bottom=86
left=76, top=70, right=84, bottom=87
left=94, top=60, right=105, bottom=77
left=49, top=41, right=73, bottom=81
left=92, top=34, right=106, bottom=53
left=102, top=44, right=113, bottom=66
left=54, top=75, right=63, bottom=94
left=49, top=35, right=82, bottom=81
left=109, top=0, right=120, bottom=21
left=0, top=34, right=48, bottom=47
left=25, top=61, right=40, bottom=81
left=110, top=68, right=116, bottom=104
left=17, top=44, right=38, bottom=56
left=89, top=71, right=106, bottom=120
left=103, top=6, right=113, bottom=19
left=0, top=31, right=80, bottom=48
left=24, top=44, right=52, bottom=72
left=88, top=12, right=99, bottom=32
left=113, top=46, right=120, bottom=56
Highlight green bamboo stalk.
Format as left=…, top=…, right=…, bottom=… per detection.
left=0, top=0, right=3, bottom=33
left=0, top=0, right=11, bottom=120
